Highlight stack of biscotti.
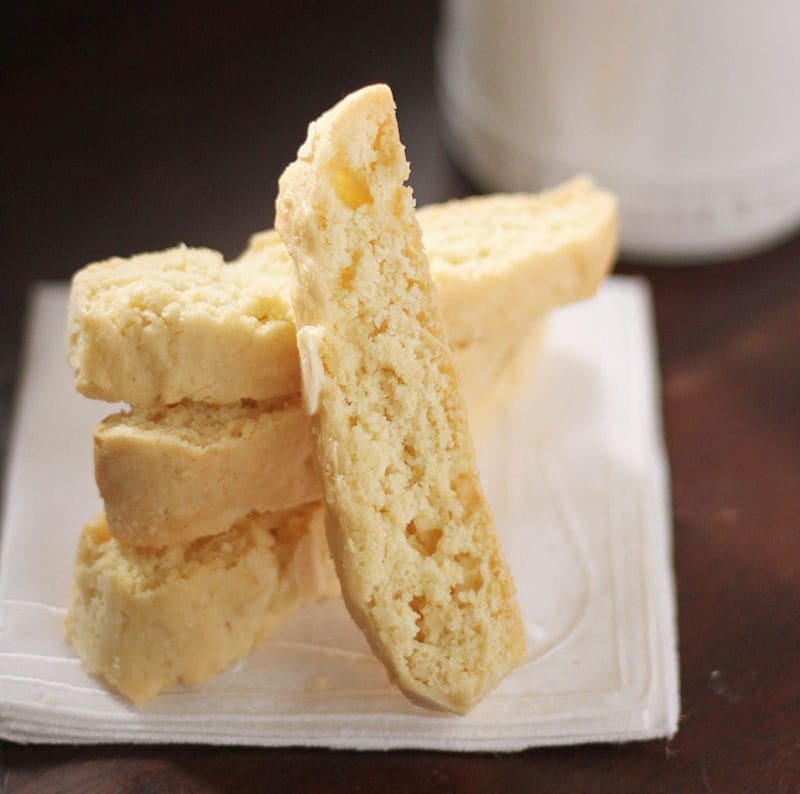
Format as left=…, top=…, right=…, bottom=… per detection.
left=62, top=244, right=341, bottom=704
left=65, top=175, right=616, bottom=705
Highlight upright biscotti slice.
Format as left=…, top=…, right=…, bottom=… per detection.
left=94, top=395, right=322, bottom=546
left=68, top=182, right=615, bottom=407
left=276, top=84, right=526, bottom=714
left=65, top=503, right=338, bottom=704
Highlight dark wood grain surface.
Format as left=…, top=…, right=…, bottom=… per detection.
left=1, top=3, right=798, bottom=792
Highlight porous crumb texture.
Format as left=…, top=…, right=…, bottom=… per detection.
left=95, top=395, right=322, bottom=546
left=276, top=84, right=526, bottom=713
left=67, top=243, right=301, bottom=405
left=65, top=504, right=338, bottom=704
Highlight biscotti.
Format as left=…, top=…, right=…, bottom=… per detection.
left=456, top=316, right=547, bottom=434
left=94, top=395, right=321, bottom=546
left=65, top=504, right=338, bottom=704
left=418, top=177, right=617, bottom=346
left=67, top=245, right=300, bottom=406
left=67, top=182, right=615, bottom=407
left=276, top=84, right=526, bottom=713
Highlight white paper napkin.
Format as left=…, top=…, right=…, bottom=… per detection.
left=0, top=278, right=679, bottom=750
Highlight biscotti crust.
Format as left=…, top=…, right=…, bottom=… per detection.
left=276, top=84, right=526, bottom=713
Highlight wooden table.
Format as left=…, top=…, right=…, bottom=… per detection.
left=2, top=3, right=798, bottom=791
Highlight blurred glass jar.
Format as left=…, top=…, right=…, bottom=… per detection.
left=437, top=0, right=800, bottom=261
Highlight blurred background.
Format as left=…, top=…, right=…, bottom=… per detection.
left=2, top=0, right=799, bottom=452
